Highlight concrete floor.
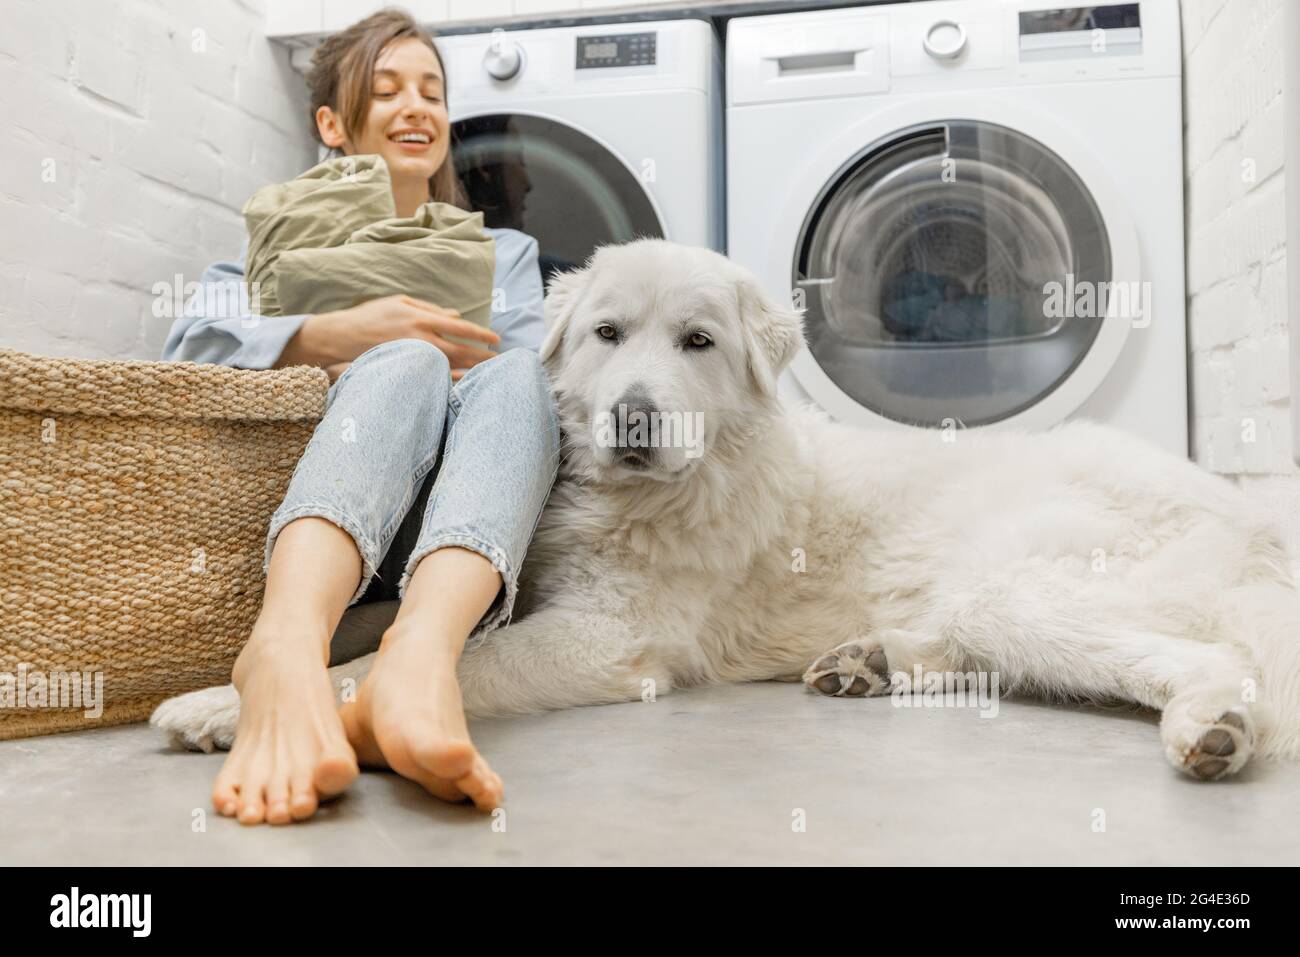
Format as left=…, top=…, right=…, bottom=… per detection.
left=1, top=682, right=1297, bottom=866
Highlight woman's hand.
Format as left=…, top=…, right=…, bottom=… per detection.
left=278, top=294, right=501, bottom=372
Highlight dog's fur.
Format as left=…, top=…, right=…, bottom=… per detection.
left=153, top=239, right=1300, bottom=780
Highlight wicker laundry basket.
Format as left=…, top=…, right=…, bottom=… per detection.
left=0, top=348, right=328, bottom=740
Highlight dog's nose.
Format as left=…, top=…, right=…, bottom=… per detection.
left=609, top=388, right=659, bottom=466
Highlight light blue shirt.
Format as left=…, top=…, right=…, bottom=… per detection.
left=160, top=227, right=546, bottom=367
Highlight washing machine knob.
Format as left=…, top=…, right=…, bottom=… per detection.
left=923, top=19, right=967, bottom=60
left=483, top=34, right=524, bottom=80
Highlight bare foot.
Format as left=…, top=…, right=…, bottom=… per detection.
left=338, top=624, right=503, bottom=812
left=212, top=630, right=360, bottom=825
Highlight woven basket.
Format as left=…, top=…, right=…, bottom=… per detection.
left=0, top=348, right=328, bottom=740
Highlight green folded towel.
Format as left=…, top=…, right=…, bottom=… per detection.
left=242, top=155, right=496, bottom=344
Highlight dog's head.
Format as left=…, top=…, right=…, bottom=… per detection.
left=540, top=239, right=804, bottom=484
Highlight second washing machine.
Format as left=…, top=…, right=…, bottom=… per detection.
left=439, top=19, right=724, bottom=287
left=727, top=0, right=1187, bottom=456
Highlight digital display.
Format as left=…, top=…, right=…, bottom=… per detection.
left=576, top=33, right=656, bottom=69
left=1019, top=3, right=1140, bottom=35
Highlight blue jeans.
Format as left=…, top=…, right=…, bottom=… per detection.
left=263, top=339, right=560, bottom=645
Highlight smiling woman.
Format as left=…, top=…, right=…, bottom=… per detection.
left=155, top=9, right=561, bottom=827
left=306, top=11, right=465, bottom=219
left=163, top=12, right=546, bottom=377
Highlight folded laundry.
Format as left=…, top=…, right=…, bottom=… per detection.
left=242, top=155, right=497, bottom=343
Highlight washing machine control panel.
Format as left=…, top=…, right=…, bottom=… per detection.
left=575, top=32, right=657, bottom=69
left=1018, top=3, right=1143, bottom=60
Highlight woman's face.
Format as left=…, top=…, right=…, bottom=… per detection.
left=329, top=37, right=451, bottom=184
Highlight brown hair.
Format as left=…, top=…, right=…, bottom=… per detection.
left=306, top=7, right=467, bottom=208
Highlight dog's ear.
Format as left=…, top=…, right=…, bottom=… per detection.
left=540, top=265, right=592, bottom=364
left=736, top=275, right=805, bottom=398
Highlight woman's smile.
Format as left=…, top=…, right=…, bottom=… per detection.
left=388, top=127, right=435, bottom=152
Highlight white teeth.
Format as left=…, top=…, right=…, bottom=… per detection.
left=392, top=133, right=430, bottom=143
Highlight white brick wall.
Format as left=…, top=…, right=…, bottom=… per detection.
left=1182, top=0, right=1291, bottom=475
left=0, top=0, right=318, bottom=362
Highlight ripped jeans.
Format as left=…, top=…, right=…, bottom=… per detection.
left=263, top=338, right=560, bottom=646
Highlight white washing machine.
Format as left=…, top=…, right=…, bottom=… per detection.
left=438, top=19, right=724, bottom=286
left=726, top=0, right=1188, bottom=456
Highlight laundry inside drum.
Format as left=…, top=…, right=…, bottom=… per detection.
left=794, top=121, right=1111, bottom=427
left=812, top=156, right=1076, bottom=348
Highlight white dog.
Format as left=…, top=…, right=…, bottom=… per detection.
left=154, top=239, right=1300, bottom=781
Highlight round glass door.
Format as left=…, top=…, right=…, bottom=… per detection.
left=794, top=121, right=1112, bottom=428
left=452, top=113, right=664, bottom=286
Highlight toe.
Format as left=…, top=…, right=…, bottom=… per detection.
left=212, top=766, right=241, bottom=818
left=409, top=764, right=471, bottom=803
left=289, top=771, right=319, bottom=821
left=810, top=655, right=838, bottom=673
left=265, top=783, right=293, bottom=826
left=313, top=749, right=360, bottom=797
left=237, top=779, right=268, bottom=825
left=845, top=675, right=870, bottom=696
left=1218, top=709, right=1248, bottom=731
left=412, top=739, right=476, bottom=781
left=1190, top=757, right=1230, bottom=780
left=812, top=673, right=842, bottom=695
left=458, top=757, right=504, bottom=812
left=1199, top=728, right=1237, bottom=756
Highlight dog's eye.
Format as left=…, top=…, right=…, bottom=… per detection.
left=595, top=323, right=618, bottom=342
left=686, top=331, right=713, bottom=349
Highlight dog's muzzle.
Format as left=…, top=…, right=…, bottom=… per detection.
left=607, top=388, right=658, bottom=471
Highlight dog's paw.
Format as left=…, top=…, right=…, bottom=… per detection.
left=149, top=685, right=241, bottom=753
left=1163, top=705, right=1254, bottom=781
left=803, top=638, right=893, bottom=698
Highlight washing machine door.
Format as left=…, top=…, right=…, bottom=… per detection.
left=452, top=112, right=665, bottom=287
left=791, top=120, right=1136, bottom=430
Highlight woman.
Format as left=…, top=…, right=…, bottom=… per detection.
left=162, top=10, right=559, bottom=825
